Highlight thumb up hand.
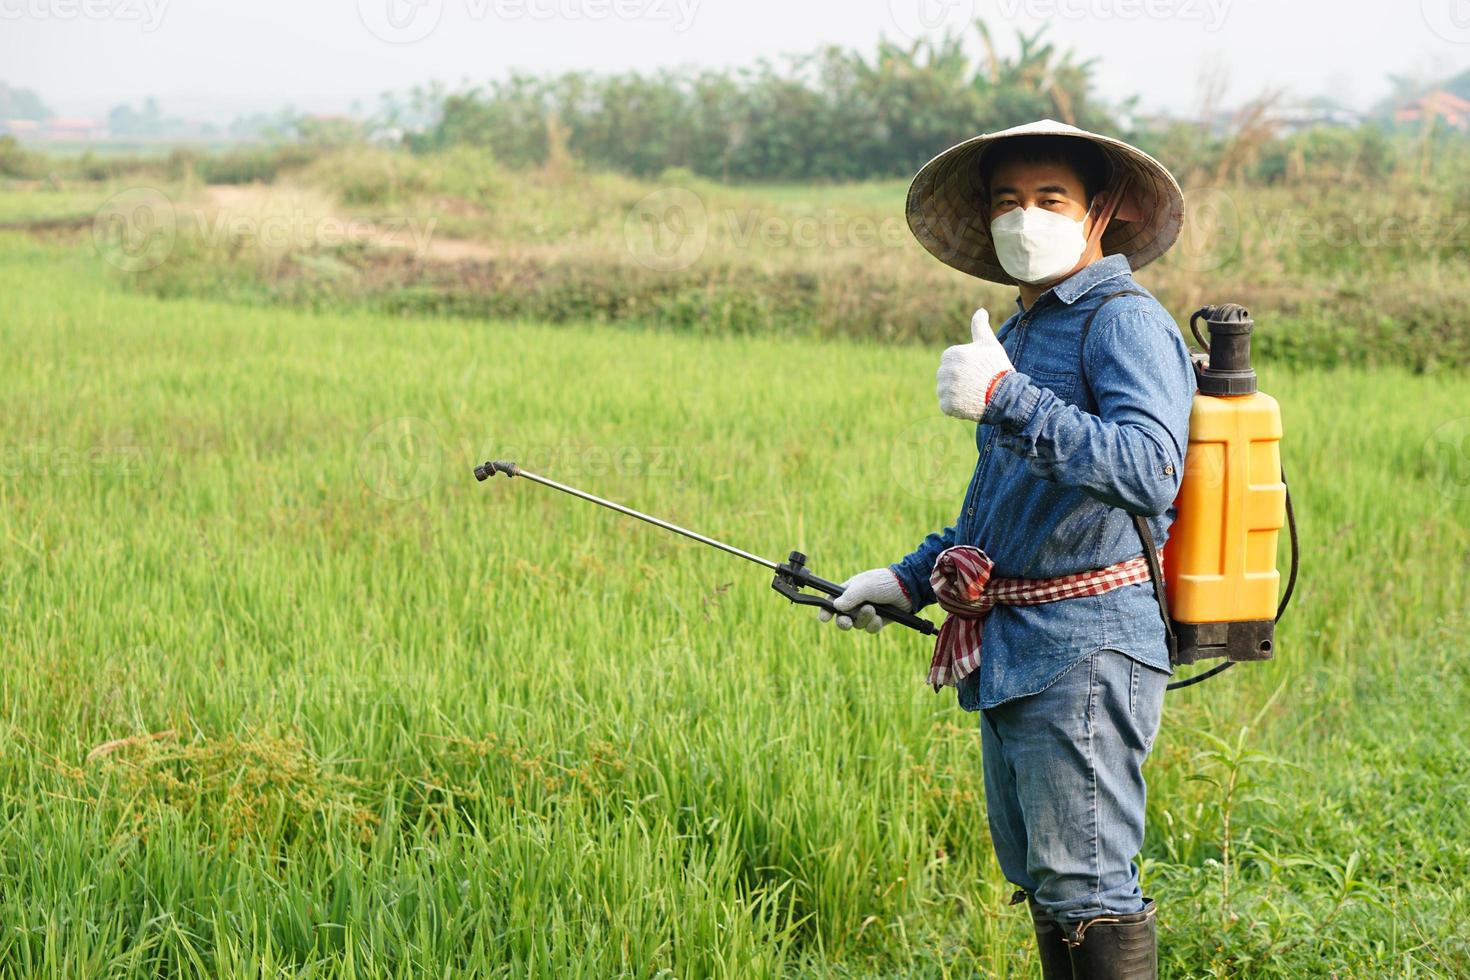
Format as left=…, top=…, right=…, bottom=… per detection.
left=936, top=309, right=1015, bottom=422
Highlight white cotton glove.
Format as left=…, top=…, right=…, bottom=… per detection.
left=817, top=568, right=911, bottom=633
left=936, top=308, right=1015, bottom=422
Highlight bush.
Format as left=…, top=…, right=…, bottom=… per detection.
left=302, top=148, right=437, bottom=206
left=194, top=144, right=322, bottom=185
left=0, top=136, right=44, bottom=178
left=1250, top=125, right=1398, bottom=185
left=421, top=145, right=505, bottom=206
left=70, top=150, right=165, bottom=182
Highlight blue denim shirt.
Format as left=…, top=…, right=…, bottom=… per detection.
left=891, top=254, right=1197, bottom=711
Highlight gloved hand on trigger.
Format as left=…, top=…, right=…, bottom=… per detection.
left=936, top=308, right=1014, bottom=421
left=817, top=568, right=911, bottom=633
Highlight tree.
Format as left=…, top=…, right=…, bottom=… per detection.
left=409, top=21, right=1118, bottom=181
left=0, top=82, right=53, bottom=121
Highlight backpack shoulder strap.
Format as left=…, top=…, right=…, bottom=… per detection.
left=1132, top=513, right=1179, bottom=665
left=1078, top=289, right=1146, bottom=383
left=1077, top=289, right=1179, bottom=665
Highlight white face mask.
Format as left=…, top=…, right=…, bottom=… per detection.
left=989, top=205, right=1091, bottom=285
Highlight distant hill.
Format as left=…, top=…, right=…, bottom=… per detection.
left=0, top=83, right=53, bottom=122
left=1443, top=68, right=1470, bottom=102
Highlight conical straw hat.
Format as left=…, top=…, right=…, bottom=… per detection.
left=906, top=118, right=1185, bottom=285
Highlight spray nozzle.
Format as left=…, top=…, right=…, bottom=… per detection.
left=474, top=460, right=520, bottom=481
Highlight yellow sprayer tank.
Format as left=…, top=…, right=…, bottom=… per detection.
left=1163, top=305, right=1286, bottom=664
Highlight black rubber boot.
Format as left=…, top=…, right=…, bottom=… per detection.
left=1027, top=898, right=1075, bottom=980
left=1064, top=898, right=1157, bottom=980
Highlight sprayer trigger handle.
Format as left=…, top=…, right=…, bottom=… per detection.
left=771, top=553, right=939, bottom=636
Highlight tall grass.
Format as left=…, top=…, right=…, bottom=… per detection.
left=38, top=146, right=1464, bottom=371
left=1, top=234, right=1467, bottom=976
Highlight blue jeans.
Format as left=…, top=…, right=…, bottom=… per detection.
left=980, top=648, right=1167, bottom=935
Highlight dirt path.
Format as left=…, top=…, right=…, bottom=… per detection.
left=202, top=184, right=497, bottom=263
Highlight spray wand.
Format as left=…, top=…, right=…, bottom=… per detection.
left=474, top=460, right=938, bottom=636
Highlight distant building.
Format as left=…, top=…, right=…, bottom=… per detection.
left=0, top=119, right=41, bottom=137
left=47, top=117, right=109, bottom=139
left=1271, top=104, right=1366, bottom=135
left=1186, top=105, right=1364, bottom=139
left=1394, top=90, right=1470, bottom=131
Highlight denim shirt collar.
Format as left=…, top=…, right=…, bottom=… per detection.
left=1013, top=253, right=1134, bottom=313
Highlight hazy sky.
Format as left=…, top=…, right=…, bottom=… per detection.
left=3, top=0, right=1467, bottom=121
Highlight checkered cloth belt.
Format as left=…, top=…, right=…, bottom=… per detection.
left=926, top=545, right=1163, bottom=692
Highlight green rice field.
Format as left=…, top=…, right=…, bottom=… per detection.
left=1, top=233, right=1467, bottom=977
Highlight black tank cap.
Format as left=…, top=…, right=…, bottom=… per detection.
left=1194, top=304, right=1258, bottom=396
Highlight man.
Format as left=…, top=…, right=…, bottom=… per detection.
left=818, top=120, right=1194, bottom=979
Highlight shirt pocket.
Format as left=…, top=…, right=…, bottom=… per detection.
left=1024, top=367, right=1078, bottom=404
